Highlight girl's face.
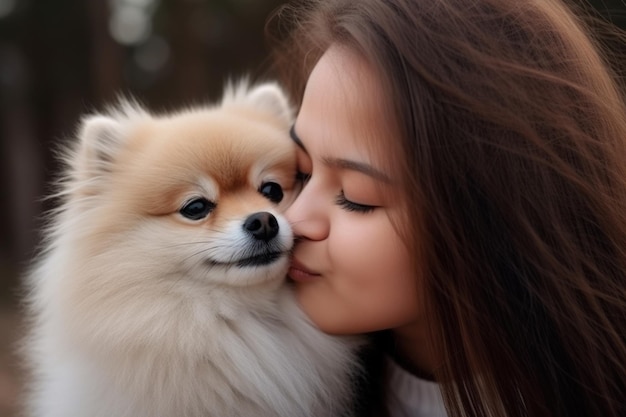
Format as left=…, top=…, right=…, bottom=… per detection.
left=285, top=46, right=424, bottom=336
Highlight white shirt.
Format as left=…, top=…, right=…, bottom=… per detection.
left=386, top=357, right=448, bottom=417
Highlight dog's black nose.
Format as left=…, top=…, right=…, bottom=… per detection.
left=243, top=212, right=279, bottom=242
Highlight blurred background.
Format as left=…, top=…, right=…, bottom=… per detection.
left=0, top=0, right=285, bottom=415
left=0, top=0, right=624, bottom=416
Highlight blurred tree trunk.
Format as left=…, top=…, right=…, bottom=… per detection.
left=0, top=45, right=41, bottom=299
left=87, top=0, right=124, bottom=104
left=167, top=0, right=211, bottom=102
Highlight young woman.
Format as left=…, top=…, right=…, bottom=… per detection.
left=269, top=0, right=626, bottom=416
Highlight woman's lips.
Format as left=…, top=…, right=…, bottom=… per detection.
left=288, top=258, right=321, bottom=282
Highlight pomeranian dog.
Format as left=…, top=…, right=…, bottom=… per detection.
left=22, top=81, right=361, bottom=417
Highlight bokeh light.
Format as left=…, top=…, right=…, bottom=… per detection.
left=0, top=0, right=16, bottom=19
left=108, top=0, right=158, bottom=46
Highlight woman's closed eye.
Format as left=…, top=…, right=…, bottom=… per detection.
left=335, top=191, right=376, bottom=213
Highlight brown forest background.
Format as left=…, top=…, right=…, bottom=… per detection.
left=0, top=0, right=624, bottom=416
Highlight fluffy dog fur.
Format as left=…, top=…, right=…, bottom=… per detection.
left=23, top=82, right=361, bottom=417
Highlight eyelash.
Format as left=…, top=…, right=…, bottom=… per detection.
left=297, top=170, right=376, bottom=214
left=335, top=191, right=376, bottom=213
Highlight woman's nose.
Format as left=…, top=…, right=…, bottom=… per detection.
left=285, top=182, right=329, bottom=241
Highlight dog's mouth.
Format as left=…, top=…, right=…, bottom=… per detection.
left=207, top=251, right=285, bottom=268
left=236, top=252, right=283, bottom=267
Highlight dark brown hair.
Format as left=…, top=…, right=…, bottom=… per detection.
left=268, top=1, right=626, bottom=416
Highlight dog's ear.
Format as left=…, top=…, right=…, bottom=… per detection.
left=245, top=82, right=292, bottom=125
left=222, top=80, right=293, bottom=126
left=78, top=115, right=124, bottom=174
left=74, top=99, right=147, bottom=179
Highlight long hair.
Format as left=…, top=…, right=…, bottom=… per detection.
left=267, top=1, right=626, bottom=416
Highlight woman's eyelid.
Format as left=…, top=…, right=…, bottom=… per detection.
left=336, top=191, right=376, bottom=213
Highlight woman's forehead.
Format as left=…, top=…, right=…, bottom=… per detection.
left=299, top=45, right=401, bottom=166
left=305, top=45, right=382, bottom=109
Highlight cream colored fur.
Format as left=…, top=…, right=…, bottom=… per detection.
left=23, top=81, right=361, bottom=417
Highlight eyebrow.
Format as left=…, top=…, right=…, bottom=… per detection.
left=290, top=124, right=392, bottom=183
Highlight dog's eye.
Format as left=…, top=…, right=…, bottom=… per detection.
left=180, top=198, right=215, bottom=220
left=259, top=181, right=283, bottom=203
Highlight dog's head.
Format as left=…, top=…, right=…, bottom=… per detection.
left=63, top=81, right=297, bottom=289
